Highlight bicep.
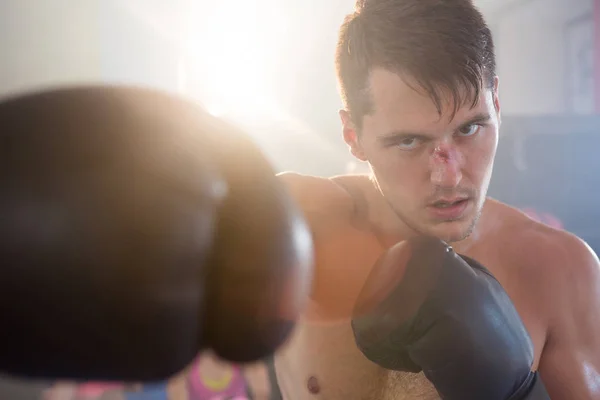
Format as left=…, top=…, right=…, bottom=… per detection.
left=277, top=173, right=372, bottom=321
left=539, top=237, right=600, bottom=399
left=539, top=340, right=600, bottom=399
left=306, top=228, right=384, bottom=324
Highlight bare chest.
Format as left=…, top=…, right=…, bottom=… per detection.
left=275, top=318, right=439, bottom=400
left=274, top=247, right=548, bottom=400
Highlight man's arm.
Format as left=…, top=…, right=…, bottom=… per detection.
left=276, top=172, right=382, bottom=321
left=242, top=361, right=271, bottom=400
left=538, top=234, right=600, bottom=399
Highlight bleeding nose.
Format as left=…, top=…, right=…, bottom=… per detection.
left=430, top=145, right=462, bottom=188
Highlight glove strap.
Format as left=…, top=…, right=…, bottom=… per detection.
left=508, top=372, right=550, bottom=400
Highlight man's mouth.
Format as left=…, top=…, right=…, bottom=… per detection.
left=426, top=197, right=472, bottom=220
left=431, top=198, right=470, bottom=208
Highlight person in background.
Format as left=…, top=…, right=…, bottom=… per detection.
left=41, top=351, right=278, bottom=400
left=168, top=351, right=274, bottom=400
left=43, top=381, right=125, bottom=400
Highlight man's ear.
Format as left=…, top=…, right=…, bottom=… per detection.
left=493, top=76, right=501, bottom=125
left=339, top=110, right=367, bottom=161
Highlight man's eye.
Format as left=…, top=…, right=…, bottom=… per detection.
left=397, top=137, right=420, bottom=150
left=457, top=124, right=481, bottom=137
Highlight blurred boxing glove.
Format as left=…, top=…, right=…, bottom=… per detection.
left=351, top=237, right=549, bottom=400
left=0, top=86, right=313, bottom=382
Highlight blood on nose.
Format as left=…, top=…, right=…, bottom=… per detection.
left=433, top=145, right=452, bottom=162
left=430, top=145, right=462, bottom=186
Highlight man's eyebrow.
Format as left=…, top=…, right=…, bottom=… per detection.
left=376, top=112, right=493, bottom=143
left=458, top=112, right=492, bottom=127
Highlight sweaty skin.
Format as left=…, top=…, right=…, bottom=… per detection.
left=273, top=69, right=600, bottom=400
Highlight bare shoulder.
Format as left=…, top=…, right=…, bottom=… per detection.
left=484, top=199, right=600, bottom=288
left=277, top=172, right=355, bottom=226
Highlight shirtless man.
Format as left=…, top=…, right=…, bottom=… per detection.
left=274, top=0, right=600, bottom=398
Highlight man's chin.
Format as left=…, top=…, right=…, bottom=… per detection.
left=423, top=218, right=477, bottom=243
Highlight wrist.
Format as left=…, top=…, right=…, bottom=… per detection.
left=508, top=372, right=550, bottom=400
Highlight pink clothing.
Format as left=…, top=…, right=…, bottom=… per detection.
left=187, top=358, right=248, bottom=400
left=75, top=382, right=124, bottom=397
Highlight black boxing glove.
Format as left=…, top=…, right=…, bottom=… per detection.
left=0, top=86, right=313, bottom=382
left=351, top=237, right=549, bottom=400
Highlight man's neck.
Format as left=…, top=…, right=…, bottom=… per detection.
left=360, top=177, right=421, bottom=245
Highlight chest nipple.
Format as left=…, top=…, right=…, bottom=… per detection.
left=307, top=376, right=321, bottom=395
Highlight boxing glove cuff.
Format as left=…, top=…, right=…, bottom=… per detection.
left=508, top=372, right=550, bottom=400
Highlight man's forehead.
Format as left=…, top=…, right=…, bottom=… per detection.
left=365, top=68, right=493, bottom=130
left=369, top=68, right=492, bottom=120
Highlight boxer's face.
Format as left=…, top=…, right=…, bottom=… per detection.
left=342, top=68, right=501, bottom=243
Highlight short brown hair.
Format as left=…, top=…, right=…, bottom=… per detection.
left=335, top=0, right=496, bottom=128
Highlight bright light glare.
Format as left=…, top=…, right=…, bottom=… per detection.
left=186, top=0, right=289, bottom=120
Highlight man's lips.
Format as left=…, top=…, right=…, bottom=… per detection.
left=427, top=198, right=471, bottom=219
left=430, top=197, right=470, bottom=207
